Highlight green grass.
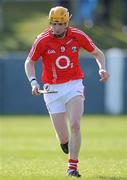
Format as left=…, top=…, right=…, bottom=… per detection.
left=0, top=115, right=127, bottom=180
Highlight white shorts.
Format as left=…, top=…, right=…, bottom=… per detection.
left=43, top=79, right=85, bottom=114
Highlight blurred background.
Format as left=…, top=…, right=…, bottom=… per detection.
left=0, top=0, right=127, bottom=115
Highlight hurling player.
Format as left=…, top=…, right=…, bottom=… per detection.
left=25, top=6, right=109, bottom=177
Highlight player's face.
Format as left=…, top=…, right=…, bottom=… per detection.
left=51, top=22, right=67, bottom=38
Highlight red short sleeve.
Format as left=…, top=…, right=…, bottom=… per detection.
left=73, top=29, right=96, bottom=52
left=28, top=37, right=44, bottom=61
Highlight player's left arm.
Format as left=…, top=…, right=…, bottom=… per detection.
left=75, top=29, right=109, bottom=82
left=90, top=47, right=109, bottom=82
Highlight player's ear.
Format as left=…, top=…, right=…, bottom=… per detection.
left=65, top=22, right=68, bottom=28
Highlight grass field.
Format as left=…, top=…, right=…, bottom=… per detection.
left=0, top=115, right=127, bottom=180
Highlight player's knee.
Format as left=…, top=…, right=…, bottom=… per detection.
left=71, top=120, right=80, bottom=133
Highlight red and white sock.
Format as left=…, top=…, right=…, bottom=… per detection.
left=68, top=159, right=78, bottom=172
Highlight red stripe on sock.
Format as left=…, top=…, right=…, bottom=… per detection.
left=69, top=159, right=78, bottom=163
left=68, top=159, right=78, bottom=171
left=68, top=166, right=77, bottom=170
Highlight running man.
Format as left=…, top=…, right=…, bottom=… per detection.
left=25, top=6, right=109, bottom=177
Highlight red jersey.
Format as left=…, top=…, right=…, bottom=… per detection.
left=28, top=27, right=96, bottom=84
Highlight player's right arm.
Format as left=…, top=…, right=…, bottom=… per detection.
left=25, top=57, right=41, bottom=96
left=24, top=32, right=48, bottom=95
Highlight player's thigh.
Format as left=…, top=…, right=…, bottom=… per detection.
left=50, top=112, right=69, bottom=142
left=66, top=95, right=84, bottom=122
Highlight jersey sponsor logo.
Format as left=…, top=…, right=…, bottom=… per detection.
left=55, top=56, right=70, bottom=69
left=48, top=49, right=56, bottom=54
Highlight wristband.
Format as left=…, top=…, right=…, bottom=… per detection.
left=30, top=78, right=36, bottom=83
left=30, top=79, right=38, bottom=87
left=99, top=69, right=106, bottom=74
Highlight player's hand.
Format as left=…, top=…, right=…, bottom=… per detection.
left=31, top=80, right=41, bottom=96
left=99, top=69, right=109, bottom=82
left=32, top=85, right=41, bottom=96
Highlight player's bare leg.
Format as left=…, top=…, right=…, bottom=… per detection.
left=50, top=112, right=69, bottom=154
left=66, top=95, right=84, bottom=159
left=66, top=95, right=84, bottom=177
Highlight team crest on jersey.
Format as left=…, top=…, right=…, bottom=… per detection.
left=60, top=46, right=65, bottom=52
left=72, top=46, right=77, bottom=53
